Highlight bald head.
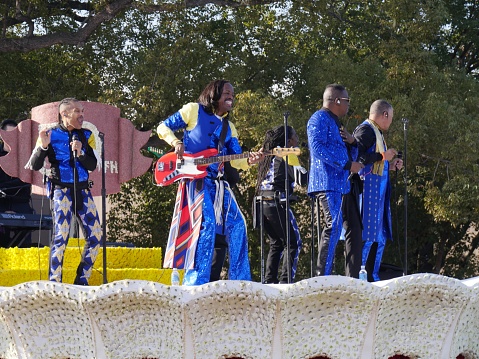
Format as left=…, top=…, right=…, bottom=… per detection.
left=370, top=100, right=392, bottom=116
left=369, top=99, right=393, bottom=131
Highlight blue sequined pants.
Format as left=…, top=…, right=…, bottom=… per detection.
left=183, top=179, right=251, bottom=285
left=316, top=191, right=343, bottom=276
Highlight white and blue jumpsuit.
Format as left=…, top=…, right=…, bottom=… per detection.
left=27, top=124, right=101, bottom=285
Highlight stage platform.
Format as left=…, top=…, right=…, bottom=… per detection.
left=0, top=274, right=477, bottom=358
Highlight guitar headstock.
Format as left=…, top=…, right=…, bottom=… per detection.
left=147, top=147, right=165, bottom=158
left=271, top=147, right=301, bottom=156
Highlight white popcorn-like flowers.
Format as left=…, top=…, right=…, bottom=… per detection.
left=0, top=275, right=475, bottom=358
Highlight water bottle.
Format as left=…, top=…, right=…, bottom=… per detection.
left=359, top=265, right=368, bottom=281
left=171, top=268, right=180, bottom=286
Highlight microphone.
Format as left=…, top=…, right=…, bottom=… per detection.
left=72, top=133, right=79, bottom=158
left=395, top=151, right=403, bottom=172
left=348, top=157, right=365, bottom=181
left=347, top=172, right=355, bottom=181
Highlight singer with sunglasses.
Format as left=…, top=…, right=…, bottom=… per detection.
left=26, top=98, right=101, bottom=285
left=351, top=99, right=403, bottom=281
left=307, top=84, right=364, bottom=277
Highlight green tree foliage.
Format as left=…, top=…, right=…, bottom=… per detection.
left=0, top=47, right=101, bottom=120
left=1, top=0, right=479, bottom=280
left=437, top=0, right=479, bottom=76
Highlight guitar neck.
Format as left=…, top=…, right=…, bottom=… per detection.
left=194, top=148, right=297, bottom=165
left=195, top=152, right=251, bottom=165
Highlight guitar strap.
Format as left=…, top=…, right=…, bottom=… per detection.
left=218, top=117, right=228, bottom=152
left=215, top=118, right=229, bottom=229
left=217, top=118, right=240, bottom=185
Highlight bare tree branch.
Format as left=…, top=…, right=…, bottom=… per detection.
left=0, top=0, right=133, bottom=52
left=136, top=0, right=276, bottom=12
left=0, top=0, right=277, bottom=53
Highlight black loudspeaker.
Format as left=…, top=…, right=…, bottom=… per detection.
left=365, top=243, right=404, bottom=281
left=378, top=263, right=404, bottom=281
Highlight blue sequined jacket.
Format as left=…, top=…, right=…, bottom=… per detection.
left=307, top=109, right=357, bottom=195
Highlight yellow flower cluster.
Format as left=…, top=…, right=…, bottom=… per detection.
left=0, top=241, right=178, bottom=286
left=0, top=247, right=50, bottom=269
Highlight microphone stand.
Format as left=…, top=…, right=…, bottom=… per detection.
left=72, top=134, right=79, bottom=246
left=402, top=118, right=409, bottom=276
left=315, top=195, right=321, bottom=276
left=308, top=151, right=315, bottom=278
left=99, top=132, right=108, bottom=284
left=258, top=196, right=265, bottom=283
left=71, top=134, right=84, bottom=285
left=284, top=111, right=292, bottom=283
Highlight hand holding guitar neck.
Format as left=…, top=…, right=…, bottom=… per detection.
left=248, top=149, right=264, bottom=166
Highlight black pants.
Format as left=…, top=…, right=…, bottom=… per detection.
left=342, top=176, right=363, bottom=278
left=262, top=200, right=299, bottom=284
left=365, top=242, right=378, bottom=282
left=210, top=234, right=228, bottom=282
left=315, top=192, right=334, bottom=276
left=313, top=180, right=362, bottom=278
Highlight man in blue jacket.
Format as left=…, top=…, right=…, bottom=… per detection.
left=27, top=98, right=101, bottom=285
left=307, top=84, right=363, bottom=276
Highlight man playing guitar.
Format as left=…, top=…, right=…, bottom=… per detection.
left=157, top=79, right=263, bottom=286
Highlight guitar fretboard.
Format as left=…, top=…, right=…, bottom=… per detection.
left=193, top=148, right=298, bottom=165
left=194, top=152, right=251, bottom=165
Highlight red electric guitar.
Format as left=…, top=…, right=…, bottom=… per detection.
left=154, top=147, right=301, bottom=186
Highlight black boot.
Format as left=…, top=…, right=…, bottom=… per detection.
left=73, top=262, right=89, bottom=285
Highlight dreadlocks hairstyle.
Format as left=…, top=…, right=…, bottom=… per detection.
left=254, top=125, right=294, bottom=195
left=197, top=79, right=231, bottom=115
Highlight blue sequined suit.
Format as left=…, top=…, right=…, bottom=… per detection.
left=157, top=103, right=251, bottom=285
left=27, top=124, right=101, bottom=285
left=307, top=108, right=357, bottom=275
left=358, top=121, right=392, bottom=281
